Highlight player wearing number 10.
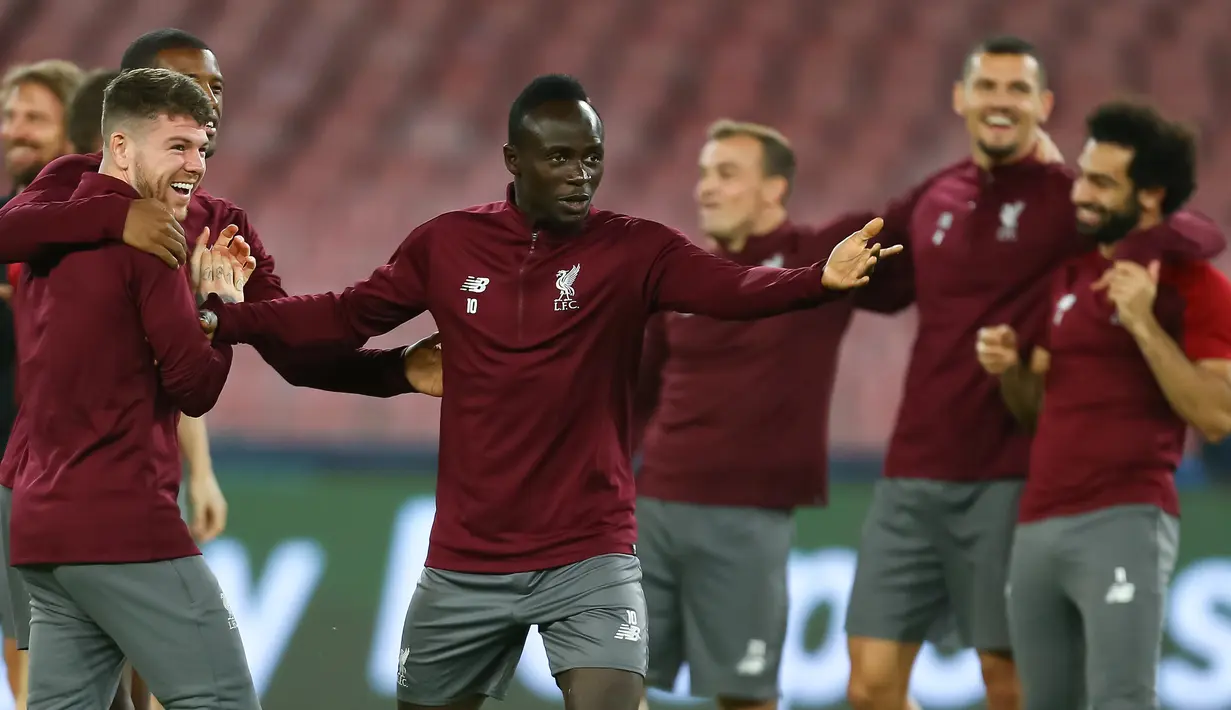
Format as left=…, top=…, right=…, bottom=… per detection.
left=197, top=74, right=899, bottom=710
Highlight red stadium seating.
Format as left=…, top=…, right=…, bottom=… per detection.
left=1, top=0, right=1225, bottom=446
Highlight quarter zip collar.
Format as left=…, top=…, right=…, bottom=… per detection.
left=501, top=182, right=597, bottom=242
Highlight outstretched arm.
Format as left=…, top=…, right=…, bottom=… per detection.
left=213, top=215, right=418, bottom=397
left=645, top=219, right=893, bottom=319
left=204, top=223, right=432, bottom=351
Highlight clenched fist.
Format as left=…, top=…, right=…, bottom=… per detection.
left=976, top=324, right=1019, bottom=375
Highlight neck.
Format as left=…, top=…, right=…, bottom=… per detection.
left=98, top=155, right=126, bottom=183
left=972, top=139, right=1035, bottom=170
left=716, top=208, right=787, bottom=254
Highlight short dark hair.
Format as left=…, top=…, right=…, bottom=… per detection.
left=963, top=35, right=1047, bottom=89
left=1086, top=100, right=1198, bottom=215
left=101, top=68, right=214, bottom=137
left=67, top=68, right=121, bottom=153
left=120, top=28, right=210, bottom=70
left=706, top=119, right=797, bottom=199
left=507, top=74, right=592, bottom=145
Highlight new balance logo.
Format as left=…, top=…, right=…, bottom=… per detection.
left=735, top=639, right=768, bottom=676
left=460, top=276, right=490, bottom=293
left=1105, top=566, right=1136, bottom=604
left=614, top=609, right=641, bottom=641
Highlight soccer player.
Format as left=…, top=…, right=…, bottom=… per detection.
left=0, top=57, right=82, bottom=710
left=196, top=74, right=897, bottom=710
left=843, top=35, right=1222, bottom=710
left=61, top=63, right=220, bottom=710
left=633, top=119, right=874, bottom=710
left=976, top=100, right=1231, bottom=710
left=8, top=67, right=259, bottom=710
left=0, top=28, right=437, bottom=710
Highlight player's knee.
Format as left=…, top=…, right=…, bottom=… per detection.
left=556, top=668, right=643, bottom=710
left=978, top=651, right=1021, bottom=710
left=847, top=669, right=908, bottom=710
left=847, top=638, right=914, bottom=710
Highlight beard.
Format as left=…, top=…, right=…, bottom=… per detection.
left=131, top=159, right=160, bottom=200
left=7, top=162, right=43, bottom=190
left=1076, top=198, right=1141, bottom=245
left=976, top=139, right=1019, bottom=164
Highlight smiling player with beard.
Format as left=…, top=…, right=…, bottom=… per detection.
left=843, top=35, right=1222, bottom=710
left=976, top=100, right=1231, bottom=710
left=6, top=68, right=261, bottom=710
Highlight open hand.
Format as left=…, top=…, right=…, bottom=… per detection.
left=404, top=332, right=443, bottom=397
left=197, top=228, right=248, bottom=305
left=124, top=198, right=188, bottom=267
left=976, top=324, right=1019, bottom=375
left=220, top=226, right=256, bottom=289
left=821, top=217, right=903, bottom=290
left=191, top=224, right=255, bottom=301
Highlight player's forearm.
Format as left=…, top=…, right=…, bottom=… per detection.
left=673, top=265, right=840, bottom=320
left=999, top=363, right=1044, bottom=432
left=0, top=194, right=128, bottom=262
left=1130, top=315, right=1231, bottom=441
left=177, top=415, right=215, bottom=479
left=256, top=344, right=414, bottom=397
left=207, top=292, right=368, bottom=349
left=161, top=345, right=234, bottom=418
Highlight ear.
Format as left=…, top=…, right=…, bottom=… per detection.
left=1137, top=186, right=1165, bottom=215
left=502, top=143, right=519, bottom=177
left=107, top=131, right=130, bottom=171
left=1038, top=89, right=1055, bottom=124
left=952, top=80, right=966, bottom=116
left=762, top=175, right=788, bottom=207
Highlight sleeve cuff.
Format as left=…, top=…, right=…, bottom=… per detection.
left=202, top=293, right=238, bottom=344
left=376, top=347, right=415, bottom=395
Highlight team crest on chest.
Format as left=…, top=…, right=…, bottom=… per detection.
left=998, top=201, right=1025, bottom=242
left=554, top=264, right=581, bottom=311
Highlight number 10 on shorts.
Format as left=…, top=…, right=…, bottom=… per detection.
left=466, top=298, right=478, bottom=314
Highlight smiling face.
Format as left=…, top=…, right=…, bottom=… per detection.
left=110, top=113, right=207, bottom=221
left=0, top=81, right=70, bottom=188
left=954, top=52, right=1053, bottom=165
left=503, top=99, right=604, bottom=231
left=1071, top=139, right=1160, bottom=244
left=694, top=133, right=788, bottom=242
